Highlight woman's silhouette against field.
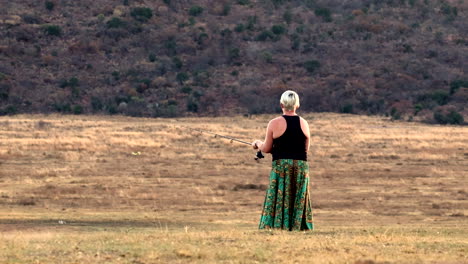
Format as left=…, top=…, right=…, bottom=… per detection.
left=252, top=90, right=314, bottom=231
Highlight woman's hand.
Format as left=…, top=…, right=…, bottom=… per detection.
left=252, top=140, right=263, bottom=150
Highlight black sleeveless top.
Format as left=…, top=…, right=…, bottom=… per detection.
left=271, top=115, right=308, bottom=161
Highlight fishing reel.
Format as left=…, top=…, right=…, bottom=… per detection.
left=255, top=151, right=264, bottom=161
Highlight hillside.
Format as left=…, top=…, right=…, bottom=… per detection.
left=0, top=0, right=467, bottom=123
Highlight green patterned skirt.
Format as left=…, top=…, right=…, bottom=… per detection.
left=259, top=159, right=314, bottom=231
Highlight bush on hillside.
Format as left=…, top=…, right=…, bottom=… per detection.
left=72, top=105, right=83, bottom=115
left=107, top=17, right=126, bottom=29
left=315, top=7, right=332, bottom=22
left=130, top=7, right=153, bottom=22
left=189, top=6, right=203, bottom=16
left=271, top=24, right=286, bottom=35
left=303, top=60, right=321, bottom=74
left=176, top=72, right=189, bottom=84
left=434, top=110, right=464, bottom=125
left=450, top=80, right=468, bottom=95
left=45, top=1, right=54, bottom=11
left=255, top=30, right=274, bottom=41
left=43, top=25, right=62, bottom=36
left=234, top=24, right=245, bottom=33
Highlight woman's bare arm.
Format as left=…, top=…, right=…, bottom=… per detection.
left=300, top=117, right=310, bottom=152
left=252, top=119, right=275, bottom=153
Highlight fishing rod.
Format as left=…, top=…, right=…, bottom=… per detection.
left=186, top=127, right=264, bottom=161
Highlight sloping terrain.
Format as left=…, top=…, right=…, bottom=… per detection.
left=0, top=0, right=467, bottom=122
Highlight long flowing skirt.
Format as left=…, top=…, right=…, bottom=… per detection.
left=259, top=159, right=314, bottom=231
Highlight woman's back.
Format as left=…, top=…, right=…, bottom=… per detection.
left=271, top=115, right=307, bottom=161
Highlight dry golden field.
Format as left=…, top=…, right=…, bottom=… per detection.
left=0, top=113, right=467, bottom=264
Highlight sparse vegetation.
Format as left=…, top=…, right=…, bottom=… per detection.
left=0, top=0, right=465, bottom=123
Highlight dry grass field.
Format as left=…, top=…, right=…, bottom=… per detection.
left=0, top=113, right=467, bottom=263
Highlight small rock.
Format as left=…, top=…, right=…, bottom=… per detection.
left=113, top=5, right=126, bottom=16
left=3, top=15, right=22, bottom=26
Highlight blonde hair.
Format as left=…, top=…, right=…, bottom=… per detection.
left=280, top=90, right=300, bottom=111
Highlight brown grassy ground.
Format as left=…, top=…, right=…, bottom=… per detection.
left=0, top=113, right=467, bottom=263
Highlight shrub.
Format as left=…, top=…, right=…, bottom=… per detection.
left=181, top=86, right=192, bottom=94
left=291, top=34, right=301, bottom=50
left=0, top=72, right=6, bottom=81
left=107, top=17, right=126, bottom=28
left=238, top=0, right=250, bottom=5
left=340, top=104, right=354, bottom=114
left=187, top=97, right=198, bottom=113
left=148, top=53, right=156, bottom=62
left=45, top=1, right=54, bottom=11
left=229, top=48, right=240, bottom=61
left=53, top=103, right=71, bottom=113
left=69, top=77, right=79, bottom=87
left=446, top=111, right=464, bottom=124
left=271, top=0, right=285, bottom=7
left=0, top=105, right=17, bottom=115
left=402, top=43, right=414, bottom=53
left=72, top=105, right=83, bottom=115
left=192, top=71, right=210, bottom=87
left=303, top=60, right=321, bottom=74
left=176, top=72, right=189, bottom=84
left=172, top=57, right=182, bottom=69
left=220, top=28, right=231, bottom=38
left=43, top=25, right=62, bottom=36
left=165, top=37, right=177, bottom=55
left=315, top=7, right=332, bottom=22
left=441, top=3, right=457, bottom=17
left=59, top=77, right=79, bottom=88
left=91, top=97, right=103, bottom=111
left=246, top=16, right=257, bottom=31
left=112, top=71, right=120, bottom=80
left=283, top=10, right=292, bottom=24
left=130, top=7, right=153, bottom=22
left=255, top=30, right=274, bottom=41
left=390, top=107, right=401, bottom=120
left=271, top=24, right=286, bottom=35
left=434, top=110, right=464, bottom=125
left=136, top=79, right=151, bottom=93
left=450, top=80, right=468, bottom=95
left=261, top=51, right=273, bottom=63
left=222, top=4, right=231, bottom=16
left=431, top=90, right=449, bottom=105
left=0, top=87, right=8, bottom=100
left=234, top=24, right=245, bottom=33
left=189, top=6, right=203, bottom=16
left=414, top=103, right=423, bottom=114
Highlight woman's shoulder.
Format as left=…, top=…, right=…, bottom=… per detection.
left=269, top=116, right=286, bottom=123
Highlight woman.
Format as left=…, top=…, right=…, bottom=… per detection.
left=252, top=90, right=314, bottom=231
